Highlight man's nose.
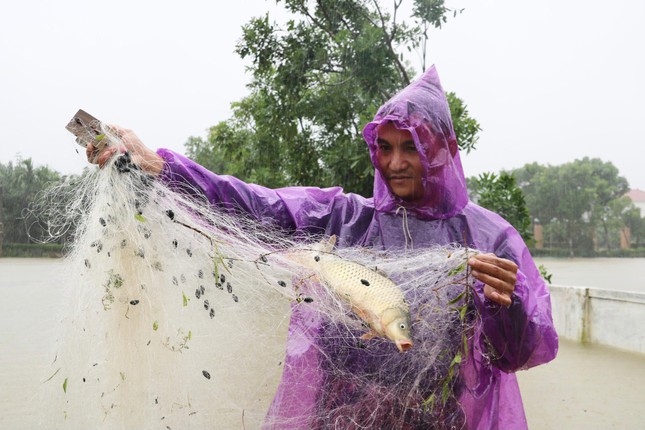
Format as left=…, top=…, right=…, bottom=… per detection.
left=390, top=149, right=408, bottom=171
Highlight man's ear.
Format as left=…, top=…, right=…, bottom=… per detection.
left=448, top=137, right=459, bottom=158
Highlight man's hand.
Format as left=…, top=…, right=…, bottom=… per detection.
left=468, top=253, right=518, bottom=307
left=86, top=125, right=164, bottom=175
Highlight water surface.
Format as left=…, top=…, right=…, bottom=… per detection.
left=2, top=257, right=644, bottom=429
left=534, top=257, right=645, bottom=293
left=0, top=258, right=65, bottom=429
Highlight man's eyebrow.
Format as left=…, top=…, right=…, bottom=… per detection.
left=376, top=137, right=415, bottom=144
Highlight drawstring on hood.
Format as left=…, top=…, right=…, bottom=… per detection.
left=363, top=65, right=469, bottom=220
left=395, top=206, right=414, bottom=250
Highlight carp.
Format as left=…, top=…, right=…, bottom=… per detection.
left=294, top=235, right=413, bottom=352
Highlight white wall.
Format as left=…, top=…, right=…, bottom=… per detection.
left=549, top=285, right=645, bottom=354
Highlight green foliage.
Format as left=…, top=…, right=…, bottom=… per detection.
left=412, top=0, right=453, bottom=28
left=538, top=264, right=552, bottom=284
left=622, top=204, right=644, bottom=248
left=0, top=158, right=62, bottom=244
left=468, top=172, right=533, bottom=242
left=1, top=242, right=63, bottom=257
left=446, top=92, right=480, bottom=154
left=185, top=0, right=478, bottom=197
left=511, top=157, right=631, bottom=255
left=423, top=249, right=475, bottom=412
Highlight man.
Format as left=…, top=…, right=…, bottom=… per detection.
left=88, top=65, right=558, bottom=429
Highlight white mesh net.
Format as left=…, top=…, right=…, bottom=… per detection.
left=33, top=133, right=478, bottom=430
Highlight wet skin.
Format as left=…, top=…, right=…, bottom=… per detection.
left=375, top=122, right=424, bottom=203
left=86, top=126, right=163, bottom=175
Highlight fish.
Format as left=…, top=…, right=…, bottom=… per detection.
left=294, top=235, right=413, bottom=352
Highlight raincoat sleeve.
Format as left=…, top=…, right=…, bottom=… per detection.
left=471, top=217, right=559, bottom=373
left=156, top=149, right=373, bottom=236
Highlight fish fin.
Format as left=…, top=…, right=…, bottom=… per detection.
left=360, top=330, right=379, bottom=340
left=319, top=235, right=337, bottom=253
left=352, top=306, right=369, bottom=322
left=352, top=306, right=382, bottom=340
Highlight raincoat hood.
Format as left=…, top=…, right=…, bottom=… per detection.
left=363, top=65, right=469, bottom=220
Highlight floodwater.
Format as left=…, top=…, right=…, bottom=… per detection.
left=0, top=258, right=65, bottom=429
left=534, top=257, right=645, bottom=293
left=1, top=257, right=644, bottom=429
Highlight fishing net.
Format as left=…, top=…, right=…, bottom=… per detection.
left=32, top=129, right=479, bottom=430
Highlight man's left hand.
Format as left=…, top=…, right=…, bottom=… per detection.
left=468, top=253, right=518, bottom=307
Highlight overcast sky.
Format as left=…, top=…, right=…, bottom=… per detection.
left=1, top=0, right=643, bottom=190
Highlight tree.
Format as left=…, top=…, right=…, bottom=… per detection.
left=185, top=0, right=480, bottom=197
left=622, top=204, right=644, bottom=248
left=468, top=172, right=533, bottom=242
left=0, top=158, right=61, bottom=243
left=511, top=158, right=630, bottom=255
left=599, top=196, right=631, bottom=251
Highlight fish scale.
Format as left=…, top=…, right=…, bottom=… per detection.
left=316, top=255, right=408, bottom=317
left=295, top=235, right=413, bottom=352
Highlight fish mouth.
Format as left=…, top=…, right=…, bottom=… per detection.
left=396, top=339, right=413, bottom=352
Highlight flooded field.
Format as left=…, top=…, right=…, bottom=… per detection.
left=1, top=257, right=644, bottom=429
left=534, top=257, right=645, bottom=292
left=0, top=258, right=65, bottom=429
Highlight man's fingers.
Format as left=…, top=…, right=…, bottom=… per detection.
left=469, top=253, right=517, bottom=307
left=470, top=269, right=515, bottom=295
left=85, top=125, right=163, bottom=175
left=86, top=143, right=99, bottom=164
left=484, top=284, right=512, bottom=307
left=469, top=257, right=517, bottom=287
left=86, top=141, right=120, bottom=167
left=97, top=147, right=118, bottom=167
left=470, top=253, right=518, bottom=272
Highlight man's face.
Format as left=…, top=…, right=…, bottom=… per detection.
left=375, top=122, right=424, bottom=202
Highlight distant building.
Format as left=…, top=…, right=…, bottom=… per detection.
left=620, top=189, right=645, bottom=249
left=626, top=189, right=645, bottom=216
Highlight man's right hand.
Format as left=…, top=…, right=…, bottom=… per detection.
left=86, top=125, right=164, bottom=176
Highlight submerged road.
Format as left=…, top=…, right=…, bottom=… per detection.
left=518, top=338, right=645, bottom=429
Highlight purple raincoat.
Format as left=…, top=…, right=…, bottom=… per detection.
left=157, top=65, right=558, bottom=429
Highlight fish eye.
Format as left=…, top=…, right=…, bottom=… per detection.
left=399, top=323, right=407, bottom=330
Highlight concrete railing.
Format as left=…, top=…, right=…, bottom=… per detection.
left=549, top=284, right=645, bottom=354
